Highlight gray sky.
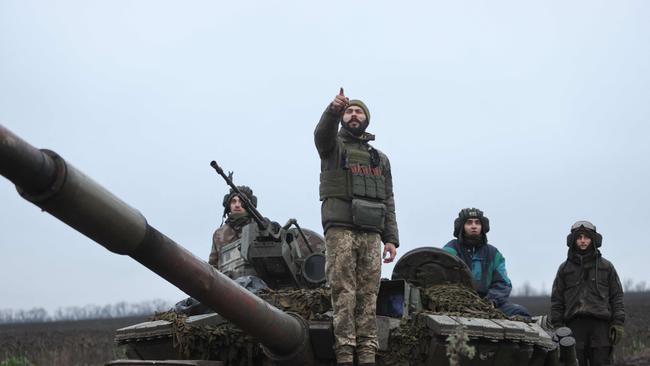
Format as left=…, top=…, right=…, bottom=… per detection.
left=1, top=1, right=649, bottom=313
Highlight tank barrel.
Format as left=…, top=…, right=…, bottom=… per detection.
left=0, top=125, right=58, bottom=195
left=0, top=124, right=307, bottom=359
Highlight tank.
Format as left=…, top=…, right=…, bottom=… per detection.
left=0, top=124, right=577, bottom=366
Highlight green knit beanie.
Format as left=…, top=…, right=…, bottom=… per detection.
left=347, top=99, right=371, bottom=125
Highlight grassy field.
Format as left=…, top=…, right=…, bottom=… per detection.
left=0, top=316, right=146, bottom=366
left=1, top=293, right=648, bottom=365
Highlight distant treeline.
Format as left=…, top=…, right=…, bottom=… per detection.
left=511, top=278, right=648, bottom=297
left=0, top=299, right=172, bottom=324
left=3, top=279, right=648, bottom=324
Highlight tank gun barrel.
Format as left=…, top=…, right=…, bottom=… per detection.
left=0, top=124, right=308, bottom=360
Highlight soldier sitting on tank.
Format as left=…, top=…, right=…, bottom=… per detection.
left=443, top=208, right=530, bottom=317
left=176, top=186, right=269, bottom=315
left=209, top=185, right=254, bottom=269
left=550, top=220, right=625, bottom=366
left=208, top=185, right=269, bottom=290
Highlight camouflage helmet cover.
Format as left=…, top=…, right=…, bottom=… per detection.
left=453, top=207, right=490, bottom=238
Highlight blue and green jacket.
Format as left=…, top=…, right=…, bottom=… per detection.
left=443, top=239, right=512, bottom=307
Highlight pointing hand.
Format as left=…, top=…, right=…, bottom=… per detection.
left=330, top=87, right=349, bottom=113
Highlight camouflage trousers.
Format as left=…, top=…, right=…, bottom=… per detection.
left=325, top=227, right=382, bottom=364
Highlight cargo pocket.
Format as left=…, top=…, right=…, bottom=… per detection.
left=351, top=173, right=367, bottom=197
left=375, top=175, right=386, bottom=200
left=365, top=175, right=377, bottom=198
left=351, top=198, right=386, bottom=231
left=320, top=170, right=350, bottom=200
left=596, top=269, right=610, bottom=300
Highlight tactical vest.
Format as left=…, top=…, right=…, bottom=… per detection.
left=319, top=141, right=387, bottom=231
left=218, top=239, right=258, bottom=280
left=320, top=142, right=387, bottom=201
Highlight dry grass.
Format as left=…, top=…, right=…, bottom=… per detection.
left=2, top=293, right=649, bottom=365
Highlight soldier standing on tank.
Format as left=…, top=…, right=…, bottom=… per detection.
left=443, top=208, right=531, bottom=317
left=551, top=220, right=625, bottom=366
left=208, top=185, right=257, bottom=270
left=315, top=88, right=399, bottom=366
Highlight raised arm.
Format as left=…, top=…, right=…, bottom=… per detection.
left=315, top=88, right=348, bottom=157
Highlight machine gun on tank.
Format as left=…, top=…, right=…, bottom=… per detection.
left=210, top=160, right=325, bottom=289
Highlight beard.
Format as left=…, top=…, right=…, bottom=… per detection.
left=462, top=234, right=485, bottom=247
left=341, top=118, right=368, bottom=136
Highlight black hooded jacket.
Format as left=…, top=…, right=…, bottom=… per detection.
left=550, top=247, right=625, bottom=327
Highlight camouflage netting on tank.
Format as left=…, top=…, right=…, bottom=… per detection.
left=257, top=287, right=332, bottom=320
left=420, top=284, right=507, bottom=319
left=152, top=311, right=261, bottom=366
left=378, top=315, right=431, bottom=366
left=150, top=288, right=332, bottom=365
left=378, top=285, right=507, bottom=366
left=150, top=285, right=524, bottom=365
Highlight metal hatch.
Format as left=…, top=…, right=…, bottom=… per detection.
left=391, top=247, right=474, bottom=289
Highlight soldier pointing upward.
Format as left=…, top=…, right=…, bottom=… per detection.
left=315, top=88, right=399, bottom=366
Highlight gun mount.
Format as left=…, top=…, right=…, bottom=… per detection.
left=211, top=160, right=326, bottom=289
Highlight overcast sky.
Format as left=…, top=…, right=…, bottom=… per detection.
left=1, top=1, right=649, bottom=313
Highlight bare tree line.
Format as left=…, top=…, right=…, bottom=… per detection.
left=0, top=299, right=172, bottom=324
left=622, top=278, right=648, bottom=293
left=3, top=279, right=648, bottom=323
left=511, top=278, right=649, bottom=297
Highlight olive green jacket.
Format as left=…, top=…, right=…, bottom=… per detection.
left=314, top=107, right=400, bottom=246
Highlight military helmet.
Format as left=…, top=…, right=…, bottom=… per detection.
left=453, top=208, right=490, bottom=238
left=566, top=220, right=602, bottom=248
left=222, top=186, right=257, bottom=217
